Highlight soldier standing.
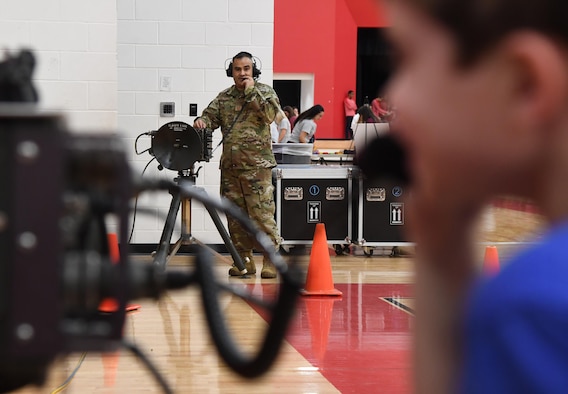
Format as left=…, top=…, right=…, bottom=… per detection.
left=194, top=51, right=281, bottom=278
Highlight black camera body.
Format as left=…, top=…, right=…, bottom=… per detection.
left=0, top=107, right=134, bottom=391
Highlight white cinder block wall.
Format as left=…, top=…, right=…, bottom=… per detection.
left=117, top=0, right=275, bottom=245
left=2, top=0, right=274, bottom=247
left=0, top=0, right=118, bottom=131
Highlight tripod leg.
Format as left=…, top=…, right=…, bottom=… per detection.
left=203, top=203, right=246, bottom=272
left=153, top=190, right=182, bottom=270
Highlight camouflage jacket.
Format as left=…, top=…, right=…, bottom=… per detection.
left=199, top=82, right=280, bottom=169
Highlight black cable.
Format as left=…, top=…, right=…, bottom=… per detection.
left=135, top=178, right=303, bottom=377
left=49, top=352, right=87, bottom=394
left=121, top=339, right=173, bottom=394
left=137, top=177, right=299, bottom=277
left=135, top=132, right=153, bottom=155
left=128, top=157, right=156, bottom=243
left=195, top=247, right=301, bottom=377
left=172, top=181, right=303, bottom=376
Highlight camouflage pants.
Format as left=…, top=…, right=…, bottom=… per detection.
left=220, top=167, right=281, bottom=263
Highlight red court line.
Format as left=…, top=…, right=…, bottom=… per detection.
left=249, top=283, right=413, bottom=394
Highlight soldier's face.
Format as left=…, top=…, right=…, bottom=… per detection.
left=232, top=57, right=254, bottom=90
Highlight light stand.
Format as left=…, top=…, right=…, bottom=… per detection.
left=152, top=167, right=246, bottom=273
left=146, top=121, right=245, bottom=273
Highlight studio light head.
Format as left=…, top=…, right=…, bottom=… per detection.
left=150, top=121, right=213, bottom=171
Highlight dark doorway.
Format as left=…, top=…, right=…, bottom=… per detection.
left=273, top=80, right=301, bottom=110
left=356, top=28, right=393, bottom=107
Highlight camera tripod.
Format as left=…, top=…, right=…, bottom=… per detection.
left=152, top=168, right=246, bottom=273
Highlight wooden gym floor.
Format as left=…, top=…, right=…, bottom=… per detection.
left=11, top=199, right=545, bottom=394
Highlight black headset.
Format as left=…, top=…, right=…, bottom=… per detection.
left=225, top=51, right=262, bottom=79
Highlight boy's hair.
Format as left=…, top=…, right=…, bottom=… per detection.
left=408, top=0, right=568, bottom=66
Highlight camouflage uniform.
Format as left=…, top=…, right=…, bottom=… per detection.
left=198, top=82, right=281, bottom=274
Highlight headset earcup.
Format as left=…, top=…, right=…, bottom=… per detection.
left=253, top=65, right=261, bottom=78
left=226, top=62, right=232, bottom=77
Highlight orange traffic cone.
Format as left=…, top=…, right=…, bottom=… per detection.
left=107, top=232, right=120, bottom=263
left=483, top=245, right=500, bottom=276
left=301, top=223, right=342, bottom=296
left=99, top=233, right=140, bottom=313
left=304, top=297, right=337, bottom=366
left=102, top=350, right=120, bottom=387
left=98, top=298, right=120, bottom=313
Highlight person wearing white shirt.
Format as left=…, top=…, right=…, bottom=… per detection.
left=289, top=104, right=325, bottom=143
left=270, top=113, right=291, bottom=143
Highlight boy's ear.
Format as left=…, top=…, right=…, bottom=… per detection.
left=503, top=32, right=568, bottom=123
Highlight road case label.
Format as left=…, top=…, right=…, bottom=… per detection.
left=390, top=203, right=404, bottom=225
left=307, top=201, right=321, bottom=223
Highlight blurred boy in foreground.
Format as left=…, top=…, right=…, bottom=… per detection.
left=382, top=0, right=568, bottom=392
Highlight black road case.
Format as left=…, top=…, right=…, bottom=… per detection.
left=353, top=168, right=412, bottom=254
left=273, top=165, right=353, bottom=245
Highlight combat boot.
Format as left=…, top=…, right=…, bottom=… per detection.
left=261, top=259, right=277, bottom=279
left=228, top=257, right=256, bottom=276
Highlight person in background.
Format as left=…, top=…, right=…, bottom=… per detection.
left=193, top=51, right=281, bottom=279
left=288, top=104, right=324, bottom=143
left=344, top=90, right=358, bottom=139
left=381, top=0, right=568, bottom=392
left=289, top=106, right=299, bottom=128
left=351, top=104, right=381, bottom=131
left=270, top=108, right=291, bottom=143
left=283, top=105, right=294, bottom=122
left=371, top=96, right=393, bottom=122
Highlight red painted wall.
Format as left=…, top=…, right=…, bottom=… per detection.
left=274, top=0, right=388, bottom=139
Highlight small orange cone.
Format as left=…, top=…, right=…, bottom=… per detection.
left=107, top=232, right=120, bottom=263
left=483, top=245, right=500, bottom=276
left=301, top=223, right=342, bottom=296
left=102, top=350, right=120, bottom=387
left=99, top=233, right=140, bottom=313
left=304, top=297, right=337, bottom=366
left=98, top=298, right=120, bottom=313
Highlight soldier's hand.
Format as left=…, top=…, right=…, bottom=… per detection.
left=242, top=76, right=255, bottom=90
left=194, top=118, right=206, bottom=129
